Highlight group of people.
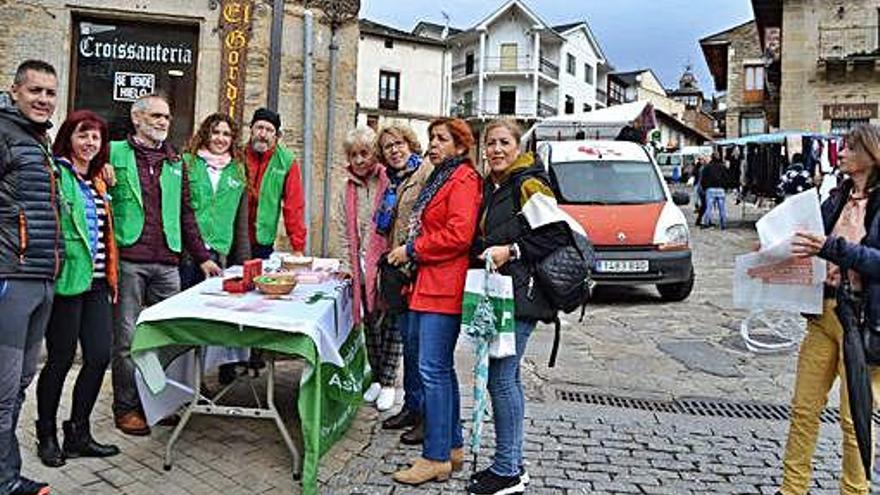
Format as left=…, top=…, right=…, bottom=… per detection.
left=0, top=59, right=306, bottom=495
left=326, top=116, right=570, bottom=494
left=3, top=55, right=880, bottom=495
left=0, top=57, right=571, bottom=495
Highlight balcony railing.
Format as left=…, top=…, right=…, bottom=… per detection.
left=483, top=56, right=533, bottom=73
left=451, top=55, right=561, bottom=80
left=538, top=101, right=558, bottom=117
left=596, top=89, right=607, bottom=105
left=819, top=25, right=879, bottom=60
left=451, top=59, right=479, bottom=79
left=452, top=99, right=558, bottom=118
left=539, top=57, right=559, bottom=79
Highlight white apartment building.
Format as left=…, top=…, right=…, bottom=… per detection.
left=356, top=19, right=447, bottom=147
left=446, top=0, right=609, bottom=127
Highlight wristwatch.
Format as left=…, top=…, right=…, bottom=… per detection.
left=508, top=243, right=521, bottom=261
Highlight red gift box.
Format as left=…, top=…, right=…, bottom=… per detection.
left=243, top=259, right=263, bottom=291
left=222, top=276, right=247, bottom=293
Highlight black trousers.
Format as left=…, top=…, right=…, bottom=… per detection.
left=36, top=280, right=112, bottom=425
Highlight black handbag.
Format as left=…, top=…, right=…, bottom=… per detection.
left=377, top=254, right=412, bottom=315
left=533, top=228, right=595, bottom=315
left=836, top=272, right=880, bottom=366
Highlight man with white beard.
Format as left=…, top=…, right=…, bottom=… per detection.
left=107, top=94, right=221, bottom=436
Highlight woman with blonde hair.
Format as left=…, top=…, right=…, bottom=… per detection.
left=779, top=123, right=880, bottom=495
left=374, top=124, right=435, bottom=424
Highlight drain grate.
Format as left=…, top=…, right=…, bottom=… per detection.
left=556, top=390, right=880, bottom=425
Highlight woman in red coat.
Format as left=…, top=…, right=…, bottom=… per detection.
left=387, top=118, right=482, bottom=485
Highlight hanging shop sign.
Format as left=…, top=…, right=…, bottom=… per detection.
left=218, top=0, right=254, bottom=124
left=823, top=103, right=878, bottom=120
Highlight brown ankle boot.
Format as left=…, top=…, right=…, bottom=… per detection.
left=411, top=448, right=464, bottom=471
left=392, top=457, right=452, bottom=485
left=450, top=447, right=464, bottom=472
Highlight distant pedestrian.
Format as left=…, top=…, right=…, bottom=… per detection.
left=327, top=127, right=393, bottom=411
left=375, top=124, right=434, bottom=435
left=0, top=59, right=60, bottom=495
left=780, top=124, right=880, bottom=495
left=468, top=119, right=570, bottom=495
left=389, top=118, right=481, bottom=486
left=35, top=110, right=120, bottom=468
left=777, top=152, right=814, bottom=199
left=699, top=153, right=729, bottom=229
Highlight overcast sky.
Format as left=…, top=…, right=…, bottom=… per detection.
left=360, top=0, right=755, bottom=96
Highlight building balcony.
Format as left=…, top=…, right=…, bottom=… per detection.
left=539, top=57, right=559, bottom=79
left=818, top=25, right=880, bottom=69
left=451, top=59, right=479, bottom=79
left=450, top=99, right=558, bottom=119
left=538, top=101, right=558, bottom=117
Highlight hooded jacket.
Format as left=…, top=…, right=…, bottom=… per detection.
left=472, top=153, right=570, bottom=323
left=0, top=92, right=62, bottom=279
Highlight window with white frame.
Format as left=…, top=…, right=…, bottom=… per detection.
left=378, top=70, right=400, bottom=110
left=584, top=62, right=593, bottom=84
left=566, top=54, right=576, bottom=75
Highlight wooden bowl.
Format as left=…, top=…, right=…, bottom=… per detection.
left=253, top=274, right=297, bottom=296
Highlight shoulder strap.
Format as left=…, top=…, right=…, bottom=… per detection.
left=549, top=316, right=561, bottom=368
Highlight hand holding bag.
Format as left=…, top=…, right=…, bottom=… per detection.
left=461, top=256, right=516, bottom=358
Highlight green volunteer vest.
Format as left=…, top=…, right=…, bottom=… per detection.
left=109, top=140, right=183, bottom=252
left=184, top=153, right=246, bottom=256
left=254, top=144, right=295, bottom=246
left=54, top=163, right=96, bottom=296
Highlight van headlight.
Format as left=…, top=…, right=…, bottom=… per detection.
left=658, top=224, right=689, bottom=250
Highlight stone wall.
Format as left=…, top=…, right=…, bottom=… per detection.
left=723, top=21, right=766, bottom=138
left=780, top=0, right=880, bottom=132
left=0, top=0, right=358, bottom=254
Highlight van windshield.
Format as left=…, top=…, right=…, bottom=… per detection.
left=656, top=154, right=681, bottom=166
left=550, top=160, right=666, bottom=204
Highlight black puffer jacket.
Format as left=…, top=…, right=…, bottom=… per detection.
left=0, top=92, right=61, bottom=279
left=472, top=153, right=569, bottom=323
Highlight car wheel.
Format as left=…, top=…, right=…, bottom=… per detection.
left=657, top=271, right=694, bottom=302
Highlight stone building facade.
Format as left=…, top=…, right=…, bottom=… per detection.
left=701, top=20, right=779, bottom=138
left=753, top=0, right=880, bottom=134
left=0, top=0, right=359, bottom=253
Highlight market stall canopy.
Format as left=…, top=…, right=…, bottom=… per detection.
left=524, top=101, right=657, bottom=145
left=714, top=131, right=825, bottom=146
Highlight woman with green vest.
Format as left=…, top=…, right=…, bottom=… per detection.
left=35, top=110, right=120, bottom=467
left=180, top=113, right=250, bottom=288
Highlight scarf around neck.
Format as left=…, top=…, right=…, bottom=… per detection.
left=404, top=154, right=468, bottom=262
left=198, top=148, right=233, bottom=171
left=375, top=153, right=423, bottom=235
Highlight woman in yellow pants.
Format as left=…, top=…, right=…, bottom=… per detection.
left=780, top=123, right=880, bottom=495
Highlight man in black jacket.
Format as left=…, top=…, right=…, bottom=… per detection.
left=0, top=60, right=60, bottom=495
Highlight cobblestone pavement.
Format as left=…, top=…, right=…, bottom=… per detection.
left=15, top=195, right=869, bottom=493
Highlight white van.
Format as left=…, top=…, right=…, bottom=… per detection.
left=537, top=140, right=695, bottom=301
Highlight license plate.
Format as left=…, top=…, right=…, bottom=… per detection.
left=595, top=260, right=649, bottom=273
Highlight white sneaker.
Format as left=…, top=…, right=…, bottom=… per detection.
left=376, top=387, right=396, bottom=411
left=363, top=382, right=381, bottom=403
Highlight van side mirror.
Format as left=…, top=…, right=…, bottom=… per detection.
left=672, top=191, right=690, bottom=206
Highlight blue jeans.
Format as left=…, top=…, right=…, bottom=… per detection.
left=399, top=312, right=423, bottom=414
left=415, top=311, right=463, bottom=461
left=488, top=320, right=534, bottom=476
left=703, top=188, right=727, bottom=228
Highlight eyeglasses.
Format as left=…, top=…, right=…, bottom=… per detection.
left=382, top=140, right=407, bottom=152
